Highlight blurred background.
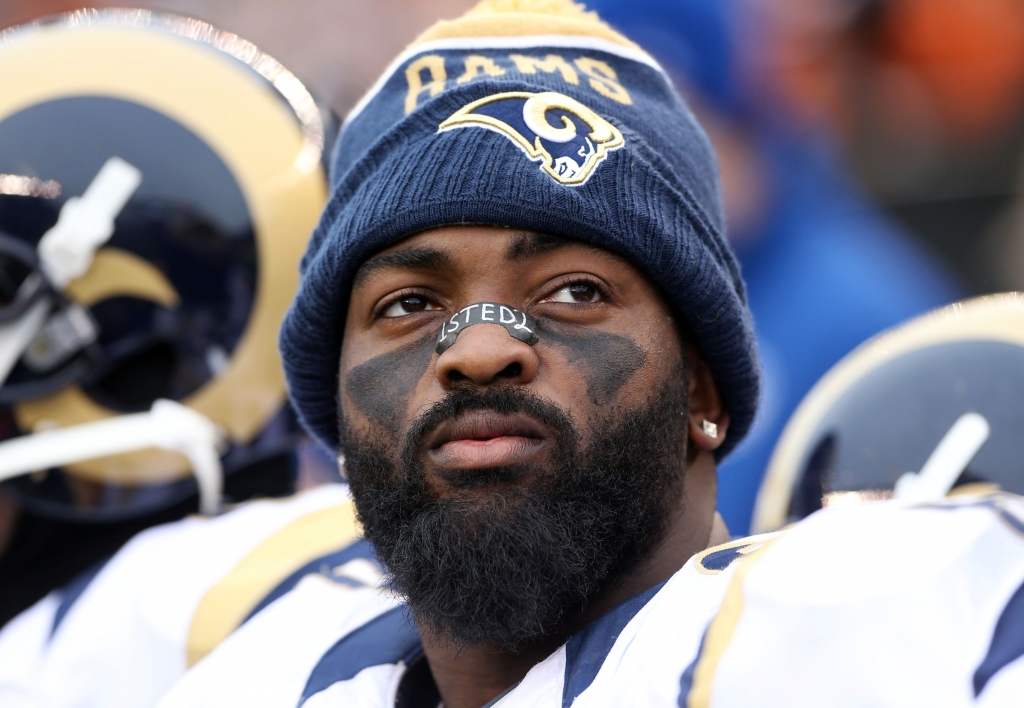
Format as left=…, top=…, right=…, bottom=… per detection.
left=3, top=0, right=1023, bottom=534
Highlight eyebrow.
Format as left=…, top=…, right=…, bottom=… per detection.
left=353, top=247, right=455, bottom=286
left=504, top=232, right=574, bottom=262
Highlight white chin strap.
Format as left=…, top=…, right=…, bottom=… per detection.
left=0, top=400, right=225, bottom=515
left=893, top=412, right=991, bottom=503
left=0, top=156, right=142, bottom=386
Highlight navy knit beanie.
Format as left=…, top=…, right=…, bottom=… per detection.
left=280, top=0, right=760, bottom=458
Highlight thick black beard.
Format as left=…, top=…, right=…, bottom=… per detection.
left=341, top=379, right=689, bottom=650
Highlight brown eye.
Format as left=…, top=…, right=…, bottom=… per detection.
left=382, top=295, right=439, bottom=318
left=548, top=283, right=601, bottom=304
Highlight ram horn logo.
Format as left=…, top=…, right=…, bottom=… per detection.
left=438, top=91, right=624, bottom=186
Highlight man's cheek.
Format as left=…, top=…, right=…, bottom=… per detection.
left=537, top=322, right=648, bottom=406
left=342, top=332, right=437, bottom=435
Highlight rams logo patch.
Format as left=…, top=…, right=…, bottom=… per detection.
left=438, top=91, right=624, bottom=186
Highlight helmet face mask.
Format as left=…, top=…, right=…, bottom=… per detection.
left=0, top=10, right=332, bottom=520
left=755, top=294, right=1024, bottom=533
left=0, top=95, right=255, bottom=411
left=0, top=231, right=101, bottom=404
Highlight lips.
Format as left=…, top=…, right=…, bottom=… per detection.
left=425, top=410, right=549, bottom=470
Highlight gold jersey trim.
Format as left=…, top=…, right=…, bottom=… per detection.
left=186, top=500, right=360, bottom=667
left=687, top=539, right=776, bottom=708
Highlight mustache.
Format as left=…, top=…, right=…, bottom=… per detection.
left=400, top=386, right=580, bottom=469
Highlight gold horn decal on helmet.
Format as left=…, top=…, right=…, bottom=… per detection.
left=438, top=91, right=624, bottom=186
left=2, top=16, right=328, bottom=486
left=65, top=247, right=181, bottom=308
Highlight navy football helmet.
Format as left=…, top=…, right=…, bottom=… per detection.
left=753, top=293, right=1024, bottom=533
left=0, top=10, right=334, bottom=522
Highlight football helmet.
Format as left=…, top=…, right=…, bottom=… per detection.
left=0, top=9, right=332, bottom=521
left=753, top=293, right=1024, bottom=533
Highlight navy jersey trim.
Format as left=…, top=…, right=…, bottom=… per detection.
left=299, top=605, right=422, bottom=706
left=562, top=581, right=665, bottom=707
left=244, top=539, right=378, bottom=624
left=50, top=555, right=112, bottom=637
left=693, top=539, right=766, bottom=575
left=918, top=496, right=1024, bottom=537
left=677, top=629, right=707, bottom=707
left=974, top=578, right=1024, bottom=696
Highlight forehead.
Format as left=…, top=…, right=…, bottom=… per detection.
left=353, top=226, right=629, bottom=286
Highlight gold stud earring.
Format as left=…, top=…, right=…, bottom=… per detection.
left=702, top=420, right=718, bottom=439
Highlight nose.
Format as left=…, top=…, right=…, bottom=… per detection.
left=435, top=323, right=539, bottom=388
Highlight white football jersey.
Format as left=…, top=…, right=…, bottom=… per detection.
left=0, top=483, right=371, bottom=708
left=154, top=533, right=771, bottom=708
left=683, top=494, right=1024, bottom=708
left=156, top=495, right=1024, bottom=708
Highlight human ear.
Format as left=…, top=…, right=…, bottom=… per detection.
left=685, top=345, right=730, bottom=452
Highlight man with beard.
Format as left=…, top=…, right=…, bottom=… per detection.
left=155, top=1, right=756, bottom=706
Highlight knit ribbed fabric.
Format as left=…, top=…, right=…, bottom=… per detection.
left=280, top=0, right=760, bottom=457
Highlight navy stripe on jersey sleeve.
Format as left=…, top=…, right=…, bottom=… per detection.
left=244, top=539, right=378, bottom=623
left=50, top=555, right=112, bottom=637
left=562, top=581, right=665, bottom=708
left=299, top=606, right=422, bottom=706
left=677, top=629, right=706, bottom=707
left=974, top=578, right=1024, bottom=697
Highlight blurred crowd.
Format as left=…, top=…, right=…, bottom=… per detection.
left=3, top=0, right=1023, bottom=536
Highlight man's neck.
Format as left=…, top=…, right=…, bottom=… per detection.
left=421, top=452, right=719, bottom=708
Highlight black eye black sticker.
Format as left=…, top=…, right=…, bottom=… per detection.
left=435, top=302, right=539, bottom=355
left=346, top=331, right=436, bottom=434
